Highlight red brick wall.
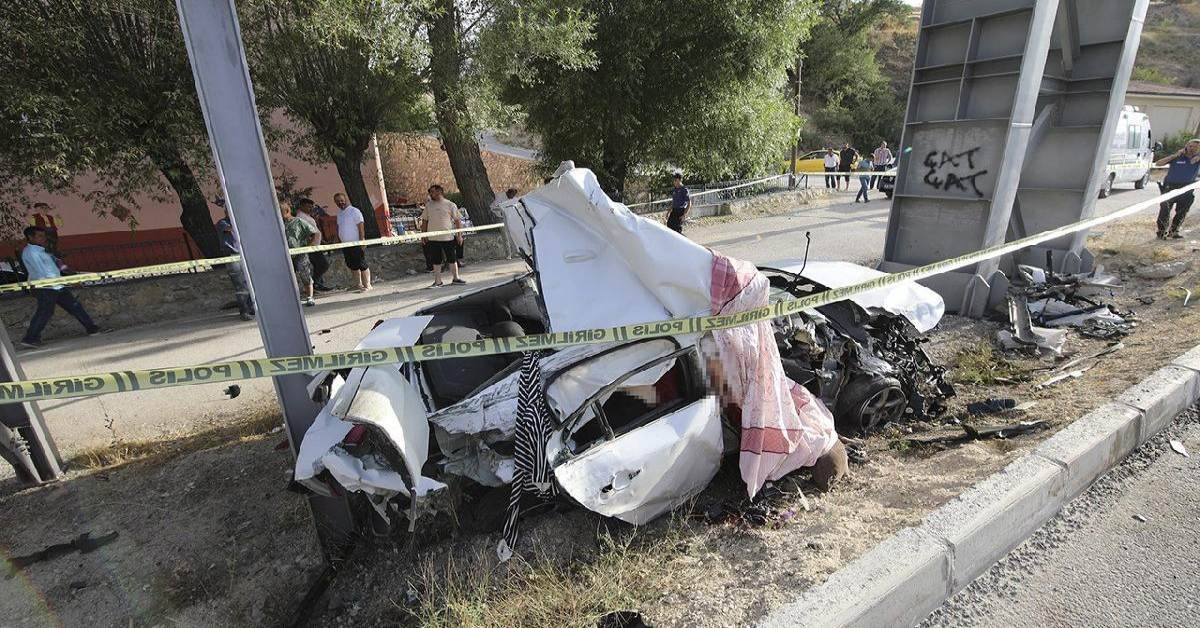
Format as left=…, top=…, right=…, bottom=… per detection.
left=378, top=134, right=541, bottom=204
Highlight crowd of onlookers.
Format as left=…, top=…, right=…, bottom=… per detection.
left=13, top=183, right=520, bottom=348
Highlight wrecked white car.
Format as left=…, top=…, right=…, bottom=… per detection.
left=294, top=165, right=952, bottom=535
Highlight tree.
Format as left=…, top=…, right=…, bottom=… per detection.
left=423, top=0, right=593, bottom=225
left=796, top=0, right=909, bottom=150
left=500, top=0, right=814, bottom=195
left=244, top=0, right=432, bottom=239
left=0, top=0, right=224, bottom=256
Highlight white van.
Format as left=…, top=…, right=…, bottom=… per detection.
left=1101, top=105, right=1153, bottom=198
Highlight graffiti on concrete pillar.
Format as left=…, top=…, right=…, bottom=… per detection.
left=923, top=147, right=988, bottom=198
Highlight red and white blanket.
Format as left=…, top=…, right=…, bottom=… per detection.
left=710, top=253, right=838, bottom=498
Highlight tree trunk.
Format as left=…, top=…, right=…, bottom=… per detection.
left=153, top=153, right=221, bottom=258
left=428, top=0, right=496, bottom=226
left=598, top=155, right=629, bottom=200
left=331, top=144, right=380, bottom=239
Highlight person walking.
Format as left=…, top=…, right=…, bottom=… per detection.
left=295, top=198, right=332, bottom=291
left=667, top=173, right=691, bottom=234
left=872, top=141, right=893, bottom=187
left=419, top=184, right=465, bottom=288
left=1154, top=138, right=1200, bottom=239
left=823, top=148, right=840, bottom=189
left=856, top=158, right=874, bottom=203
left=282, top=197, right=320, bottom=306
left=18, top=226, right=107, bottom=348
left=334, top=192, right=372, bottom=292
left=839, top=143, right=859, bottom=191
left=215, top=204, right=255, bottom=320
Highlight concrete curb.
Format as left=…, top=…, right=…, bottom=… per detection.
left=761, top=347, right=1200, bottom=628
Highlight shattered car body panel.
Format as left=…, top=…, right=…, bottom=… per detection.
left=295, top=165, right=953, bottom=531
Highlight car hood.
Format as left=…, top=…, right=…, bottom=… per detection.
left=763, top=260, right=945, bottom=333
left=500, top=163, right=714, bottom=332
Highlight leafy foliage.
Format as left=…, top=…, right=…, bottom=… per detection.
left=797, top=0, right=909, bottom=151
left=243, top=0, right=432, bottom=235
left=500, top=0, right=814, bottom=194
left=0, top=0, right=220, bottom=250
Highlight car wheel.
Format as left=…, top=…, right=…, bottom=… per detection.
left=834, top=375, right=907, bottom=436
left=1135, top=173, right=1149, bottom=190
left=1099, top=174, right=1115, bottom=199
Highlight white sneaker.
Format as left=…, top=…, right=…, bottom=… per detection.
left=303, top=298, right=316, bottom=307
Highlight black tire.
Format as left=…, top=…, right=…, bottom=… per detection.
left=834, top=375, right=907, bottom=436
left=1099, top=174, right=1115, bottom=199
left=1135, top=173, right=1149, bottom=190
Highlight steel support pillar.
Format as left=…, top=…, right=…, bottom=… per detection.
left=0, top=325, right=62, bottom=485
left=174, top=0, right=354, bottom=554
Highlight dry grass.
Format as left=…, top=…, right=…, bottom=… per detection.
left=406, top=520, right=686, bottom=628
left=951, top=344, right=1027, bottom=385
left=67, top=405, right=282, bottom=471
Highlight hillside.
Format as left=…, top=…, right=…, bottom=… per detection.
left=1135, top=0, right=1200, bottom=88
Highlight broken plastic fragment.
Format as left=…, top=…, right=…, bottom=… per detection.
left=1170, top=439, right=1190, bottom=458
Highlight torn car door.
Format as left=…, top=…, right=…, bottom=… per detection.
left=545, top=342, right=722, bottom=524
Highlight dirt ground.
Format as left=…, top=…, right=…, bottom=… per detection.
left=2, top=211, right=1199, bottom=627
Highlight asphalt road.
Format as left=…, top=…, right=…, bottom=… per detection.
left=924, top=407, right=1200, bottom=627
left=8, top=183, right=1161, bottom=458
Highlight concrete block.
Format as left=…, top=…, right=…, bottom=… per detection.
left=921, top=455, right=1066, bottom=593
left=1116, top=365, right=1200, bottom=443
left=760, top=528, right=950, bottom=628
left=1170, top=344, right=1200, bottom=374
left=1034, top=402, right=1142, bottom=499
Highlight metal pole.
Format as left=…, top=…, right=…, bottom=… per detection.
left=174, top=0, right=354, bottom=555
left=790, top=56, right=802, bottom=189
left=0, top=324, right=63, bottom=484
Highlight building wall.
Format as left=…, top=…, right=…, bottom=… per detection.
left=378, top=134, right=540, bottom=204
left=1126, top=93, right=1200, bottom=141
left=3, top=115, right=389, bottom=271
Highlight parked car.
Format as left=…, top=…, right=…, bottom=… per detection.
left=295, top=165, right=951, bottom=530
left=783, top=149, right=858, bottom=174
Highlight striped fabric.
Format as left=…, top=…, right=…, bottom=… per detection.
left=497, top=350, right=558, bottom=561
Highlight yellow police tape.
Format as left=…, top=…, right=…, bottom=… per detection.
left=0, top=224, right=506, bottom=294
left=0, top=181, right=1195, bottom=405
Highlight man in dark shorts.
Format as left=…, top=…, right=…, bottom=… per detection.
left=419, top=184, right=466, bottom=288
left=667, top=173, right=690, bottom=234
left=839, top=143, right=859, bottom=191
left=1154, top=138, right=1200, bottom=239
left=334, top=192, right=372, bottom=292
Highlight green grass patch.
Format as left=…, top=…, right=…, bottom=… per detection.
left=952, top=344, right=1026, bottom=385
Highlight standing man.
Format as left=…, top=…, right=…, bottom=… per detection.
left=419, top=184, right=465, bottom=288
left=872, top=141, right=893, bottom=188
left=282, top=197, right=320, bottom=306
left=1154, top=139, right=1200, bottom=239
left=296, top=198, right=332, bottom=291
left=823, top=148, right=840, bottom=189
left=334, top=192, right=372, bottom=292
left=667, top=173, right=691, bottom=234
left=215, top=202, right=255, bottom=320
left=491, top=188, right=520, bottom=259
left=839, top=143, right=859, bottom=191
left=18, top=226, right=106, bottom=349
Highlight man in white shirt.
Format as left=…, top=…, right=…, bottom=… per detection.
left=334, top=192, right=372, bottom=292
left=418, top=184, right=465, bottom=288
left=823, top=148, right=840, bottom=189
left=872, top=141, right=894, bottom=188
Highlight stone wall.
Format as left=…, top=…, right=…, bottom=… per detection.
left=0, top=231, right=514, bottom=342
left=378, top=134, right=542, bottom=202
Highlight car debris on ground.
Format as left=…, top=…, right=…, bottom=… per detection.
left=999, top=263, right=1135, bottom=355
left=290, top=164, right=954, bottom=558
